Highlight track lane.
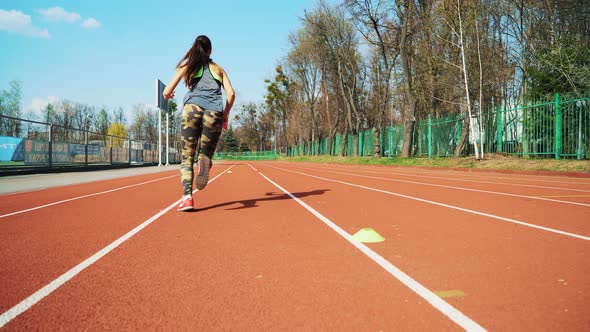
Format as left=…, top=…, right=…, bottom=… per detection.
left=0, top=171, right=179, bottom=216
left=253, top=161, right=590, bottom=331
left=0, top=166, right=227, bottom=313
left=284, top=163, right=590, bottom=206
left=4, top=162, right=466, bottom=331
left=270, top=163, right=590, bottom=237
left=302, top=162, right=590, bottom=190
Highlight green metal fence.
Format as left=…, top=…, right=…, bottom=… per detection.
left=214, top=151, right=278, bottom=161
left=495, top=93, right=589, bottom=159
left=379, top=126, right=404, bottom=157
left=288, top=93, right=589, bottom=159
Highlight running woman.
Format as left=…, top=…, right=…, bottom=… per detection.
left=163, top=35, right=235, bottom=211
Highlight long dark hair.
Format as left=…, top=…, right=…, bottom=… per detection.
left=177, top=35, right=212, bottom=89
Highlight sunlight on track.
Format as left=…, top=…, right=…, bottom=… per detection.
left=285, top=164, right=590, bottom=208
left=0, top=175, right=178, bottom=219
left=247, top=163, right=487, bottom=332
left=303, top=162, right=590, bottom=186
left=263, top=164, right=590, bottom=242
left=0, top=164, right=237, bottom=328
left=297, top=163, right=590, bottom=191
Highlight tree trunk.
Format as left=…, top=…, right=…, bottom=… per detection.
left=402, top=118, right=415, bottom=157
left=397, top=0, right=416, bottom=158
left=455, top=114, right=470, bottom=156
left=282, top=116, right=287, bottom=154
left=338, top=132, right=346, bottom=156
left=456, top=0, right=479, bottom=159
left=373, top=127, right=381, bottom=157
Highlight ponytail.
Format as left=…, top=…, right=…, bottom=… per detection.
left=176, top=35, right=212, bottom=89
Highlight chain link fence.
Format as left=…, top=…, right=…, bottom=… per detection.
left=0, top=115, right=180, bottom=171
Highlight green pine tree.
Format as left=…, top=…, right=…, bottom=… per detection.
left=223, top=126, right=239, bottom=152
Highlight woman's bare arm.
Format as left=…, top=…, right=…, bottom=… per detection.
left=163, top=66, right=187, bottom=100
left=219, top=66, right=235, bottom=129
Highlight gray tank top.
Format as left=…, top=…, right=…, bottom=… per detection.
left=183, top=61, right=224, bottom=112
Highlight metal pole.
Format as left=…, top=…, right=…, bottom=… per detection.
left=85, top=130, right=88, bottom=166
left=390, top=105, right=394, bottom=157
left=158, top=108, right=162, bottom=166
left=578, top=107, right=582, bottom=160
left=496, top=105, right=503, bottom=152
left=48, top=124, right=53, bottom=168
left=165, top=111, right=169, bottom=165
left=128, top=136, right=132, bottom=165
left=110, top=136, right=113, bottom=165
left=554, top=93, right=562, bottom=160
left=427, top=117, right=432, bottom=158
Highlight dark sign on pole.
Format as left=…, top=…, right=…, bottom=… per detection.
left=157, top=79, right=168, bottom=112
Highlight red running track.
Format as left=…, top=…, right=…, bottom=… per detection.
left=0, top=161, right=588, bottom=331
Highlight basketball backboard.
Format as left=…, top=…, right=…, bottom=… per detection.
left=157, top=79, right=168, bottom=112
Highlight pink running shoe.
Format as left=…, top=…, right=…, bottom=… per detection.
left=196, top=156, right=211, bottom=190
left=177, top=196, right=194, bottom=211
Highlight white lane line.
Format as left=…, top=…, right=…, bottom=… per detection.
left=290, top=165, right=590, bottom=207
left=291, top=162, right=590, bottom=192
left=0, top=175, right=178, bottom=219
left=247, top=163, right=486, bottom=332
left=0, top=164, right=236, bottom=328
left=302, top=162, right=590, bottom=186
left=264, top=164, right=590, bottom=242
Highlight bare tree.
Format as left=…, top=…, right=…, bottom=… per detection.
left=395, top=0, right=418, bottom=157
left=265, top=65, right=294, bottom=152
left=94, top=107, right=111, bottom=144
left=287, top=28, right=322, bottom=155
left=112, top=107, right=126, bottom=125
left=456, top=0, right=480, bottom=159
left=233, top=103, right=260, bottom=151
left=0, top=80, right=23, bottom=136
left=305, top=2, right=365, bottom=156
left=346, top=0, right=399, bottom=157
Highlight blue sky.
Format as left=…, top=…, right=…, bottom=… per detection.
left=0, top=1, right=317, bottom=119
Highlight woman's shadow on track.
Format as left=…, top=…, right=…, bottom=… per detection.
left=192, top=189, right=330, bottom=212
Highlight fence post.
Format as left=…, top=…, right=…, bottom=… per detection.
left=427, top=117, right=433, bottom=158
left=554, top=93, right=562, bottom=160
left=496, top=105, right=503, bottom=152
left=48, top=124, right=53, bottom=168
left=577, top=107, right=582, bottom=160
left=109, top=136, right=113, bottom=165
left=128, top=137, right=132, bottom=164
left=528, top=107, right=535, bottom=158
left=388, top=127, right=393, bottom=157
left=358, top=131, right=363, bottom=156
left=85, top=131, right=89, bottom=166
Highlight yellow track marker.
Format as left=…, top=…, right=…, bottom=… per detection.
left=351, top=228, right=385, bottom=243
left=434, top=290, right=466, bottom=299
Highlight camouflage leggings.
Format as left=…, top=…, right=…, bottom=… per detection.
left=180, top=103, right=223, bottom=195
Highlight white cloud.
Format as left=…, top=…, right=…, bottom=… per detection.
left=81, top=18, right=101, bottom=29
left=0, top=9, right=50, bottom=38
left=31, top=96, right=61, bottom=113
left=37, top=7, right=81, bottom=23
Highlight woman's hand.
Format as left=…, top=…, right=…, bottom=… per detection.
left=163, top=87, right=175, bottom=100
left=164, top=65, right=187, bottom=100
left=222, top=112, right=229, bottom=130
